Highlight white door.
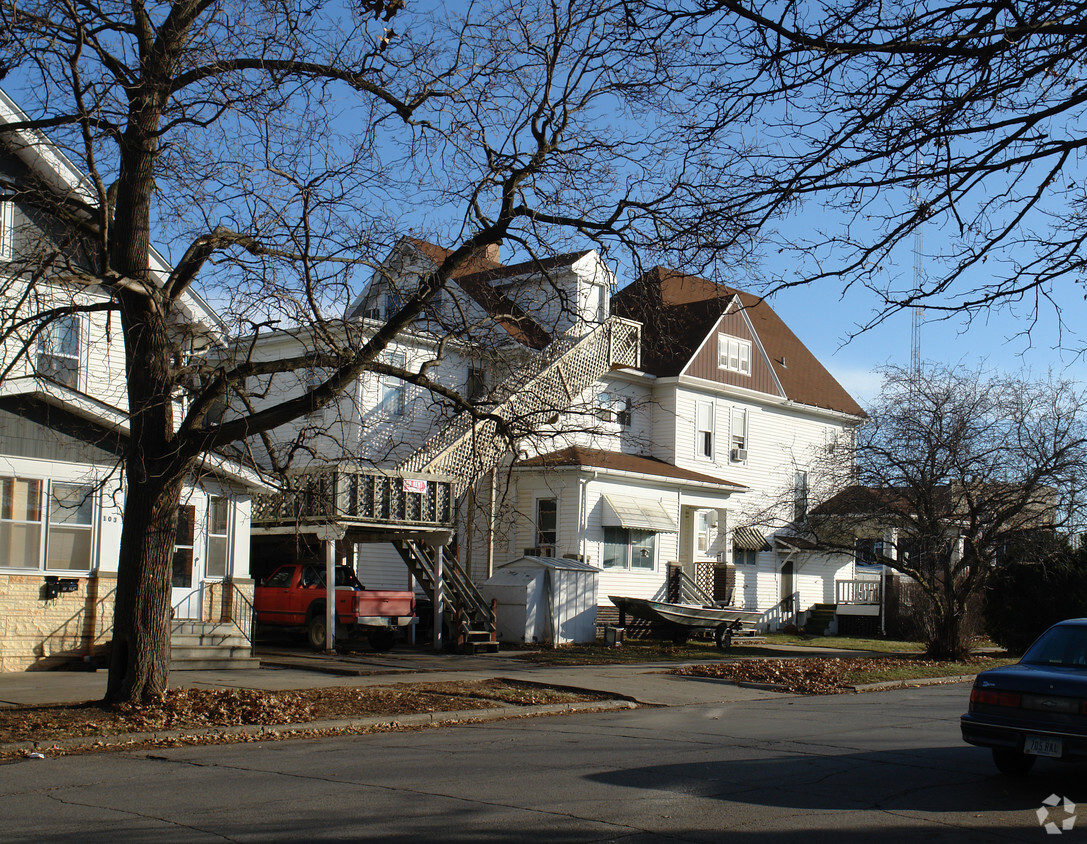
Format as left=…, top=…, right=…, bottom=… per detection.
left=171, top=504, right=203, bottom=619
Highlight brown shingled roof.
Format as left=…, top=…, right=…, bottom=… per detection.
left=517, top=445, right=746, bottom=489
left=403, top=238, right=555, bottom=350
left=612, top=267, right=865, bottom=418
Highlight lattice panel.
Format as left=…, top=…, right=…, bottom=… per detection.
left=695, top=562, right=714, bottom=597
left=397, top=316, right=641, bottom=489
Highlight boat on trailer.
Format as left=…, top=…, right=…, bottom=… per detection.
left=609, top=595, right=762, bottom=648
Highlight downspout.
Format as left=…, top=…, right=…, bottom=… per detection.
left=486, top=468, right=497, bottom=579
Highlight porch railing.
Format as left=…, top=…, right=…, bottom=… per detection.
left=761, top=591, right=800, bottom=631
left=836, top=579, right=881, bottom=605
left=252, top=465, right=456, bottom=530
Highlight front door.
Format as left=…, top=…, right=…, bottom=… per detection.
left=171, top=505, right=203, bottom=619
left=780, top=559, right=795, bottom=610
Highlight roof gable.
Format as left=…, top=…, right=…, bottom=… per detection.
left=612, top=267, right=865, bottom=418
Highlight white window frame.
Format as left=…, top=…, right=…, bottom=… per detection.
left=382, top=350, right=407, bottom=417
left=535, top=497, right=557, bottom=555
left=205, top=496, right=232, bottom=579
left=734, top=548, right=758, bottom=566
left=0, top=200, right=12, bottom=262
left=466, top=364, right=486, bottom=402
left=37, top=313, right=82, bottom=390
left=0, top=476, right=96, bottom=573
left=696, top=400, right=715, bottom=461
left=731, top=407, right=748, bottom=462
left=717, top=334, right=752, bottom=376
left=696, top=511, right=710, bottom=553
left=602, top=526, right=656, bottom=571
left=794, top=470, right=809, bottom=522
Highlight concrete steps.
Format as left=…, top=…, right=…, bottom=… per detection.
left=169, top=621, right=260, bottom=671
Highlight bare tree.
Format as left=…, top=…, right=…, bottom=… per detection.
left=0, top=0, right=747, bottom=703
left=806, top=366, right=1087, bottom=658
left=652, top=0, right=1087, bottom=336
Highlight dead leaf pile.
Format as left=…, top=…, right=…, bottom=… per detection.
left=672, top=657, right=973, bottom=695
left=0, top=680, right=609, bottom=756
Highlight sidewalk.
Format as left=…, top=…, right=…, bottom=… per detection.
left=0, top=647, right=790, bottom=709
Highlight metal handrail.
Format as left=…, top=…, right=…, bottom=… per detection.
left=229, top=581, right=256, bottom=644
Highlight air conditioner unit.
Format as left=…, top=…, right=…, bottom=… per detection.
left=731, top=448, right=748, bottom=462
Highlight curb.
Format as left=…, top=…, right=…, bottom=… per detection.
left=850, top=674, right=976, bottom=692
left=1, top=699, right=638, bottom=759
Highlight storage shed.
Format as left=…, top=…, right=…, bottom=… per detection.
left=479, top=556, right=599, bottom=645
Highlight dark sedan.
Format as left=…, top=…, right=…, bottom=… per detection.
left=962, top=617, right=1087, bottom=775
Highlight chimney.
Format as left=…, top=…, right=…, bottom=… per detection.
left=484, top=242, right=501, bottom=265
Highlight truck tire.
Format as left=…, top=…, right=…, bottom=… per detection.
left=307, top=615, right=328, bottom=651
left=367, top=628, right=397, bottom=652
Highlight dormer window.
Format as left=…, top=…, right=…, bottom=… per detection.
left=717, top=334, right=752, bottom=376
left=37, top=314, right=81, bottom=389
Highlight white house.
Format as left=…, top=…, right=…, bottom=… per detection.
left=0, top=89, right=262, bottom=671
left=247, top=239, right=867, bottom=639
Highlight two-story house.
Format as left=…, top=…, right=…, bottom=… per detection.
left=0, top=89, right=262, bottom=671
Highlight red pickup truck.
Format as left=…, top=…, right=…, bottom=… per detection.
left=254, top=563, right=416, bottom=651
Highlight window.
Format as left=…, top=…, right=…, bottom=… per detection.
left=735, top=548, right=758, bottom=565
left=696, top=511, right=711, bottom=553
left=696, top=400, right=714, bottom=460
left=536, top=498, right=557, bottom=554
left=0, top=200, right=12, bottom=262
left=793, top=471, right=809, bottom=522
left=855, top=537, right=883, bottom=566
left=382, top=351, right=407, bottom=416
left=731, top=407, right=748, bottom=461
left=46, top=484, right=93, bottom=571
left=205, top=497, right=231, bottom=578
left=597, top=392, right=632, bottom=428
left=37, top=314, right=81, bottom=389
left=717, top=334, right=752, bottom=375
left=0, top=477, right=42, bottom=569
left=602, top=527, right=656, bottom=570
left=172, top=505, right=195, bottom=588
left=466, top=365, right=486, bottom=401
left=304, top=370, right=324, bottom=419
left=0, top=478, right=96, bottom=572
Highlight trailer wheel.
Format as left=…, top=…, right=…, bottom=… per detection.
left=367, top=628, right=396, bottom=652
left=307, top=615, right=328, bottom=651
left=671, top=629, right=689, bottom=645
left=715, top=624, right=733, bottom=650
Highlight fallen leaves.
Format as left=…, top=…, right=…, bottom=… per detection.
left=672, top=656, right=1008, bottom=695
left=0, top=679, right=610, bottom=757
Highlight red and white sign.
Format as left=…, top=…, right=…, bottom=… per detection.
left=402, top=478, right=427, bottom=494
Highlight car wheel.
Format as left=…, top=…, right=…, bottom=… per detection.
left=307, top=615, right=328, bottom=652
left=992, top=748, right=1035, bottom=777
left=367, top=628, right=397, bottom=652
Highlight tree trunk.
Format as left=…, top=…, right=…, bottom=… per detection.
left=105, top=472, right=186, bottom=703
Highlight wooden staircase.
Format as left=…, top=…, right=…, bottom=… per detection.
left=393, top=316, right=641, bottom=649
left=169, top=621, right=261, bottom=671
left=803, top=603, right=837, bottom=636
left=394, top=540, right=498, bottom=653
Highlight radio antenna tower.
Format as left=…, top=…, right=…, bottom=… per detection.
left=910, top=156, right=925, bottom=377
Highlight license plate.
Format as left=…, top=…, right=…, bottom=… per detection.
left=1025, top=735, right=1062, bottom=757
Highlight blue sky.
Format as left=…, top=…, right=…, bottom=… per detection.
left=755, top=237, right=1083, bottom=407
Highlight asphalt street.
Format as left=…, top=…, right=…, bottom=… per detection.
left=1, top=682, right=1083, bottom=843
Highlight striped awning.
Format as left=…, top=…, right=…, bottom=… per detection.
left=601, top=494, right=678, bottom=532
left=733, top=526, right=770, bottom=551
